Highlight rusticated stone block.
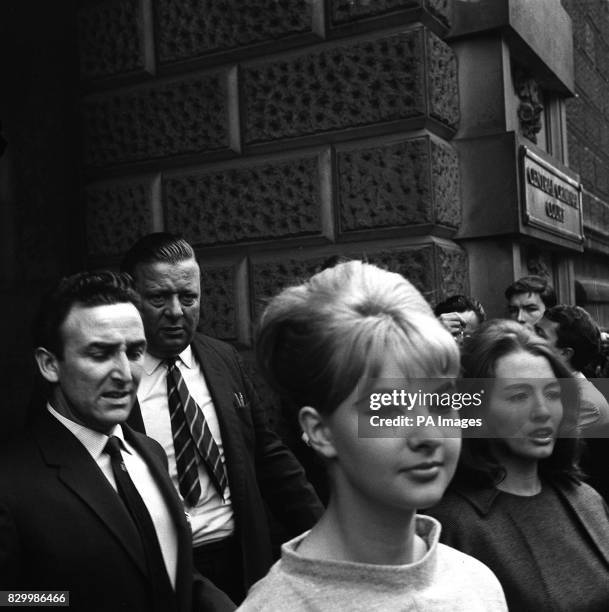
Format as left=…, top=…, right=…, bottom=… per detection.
left=435, top=244, right=468, bottom=302
left=78, top=0, right=146, bottom=80
left=242, top=28, right=458, bottom=144
left=83, top=73, right=228, bottom=167
left=363, top=244, right=466, bottom=304
left=199, top=264, right=237, bottom=339
left=432, top=139, right=460, bottom=226
left=364, top=247, right=435, bottom=298
left=252, top=246, right=438, bottom=315
left=157, top=0, right=313, bottom=63
left=338, top=136, right=459, bottom=232
left=165, top=156, right=322, bottom=245
left=251, top=244, right=465, bottom=321
left=252, top=256, right=329, bottom=317
left=86, top=177, right=157, bottom=256
left=426, top=32, right=459, bottom=126
left=330, top=0, right=450, bottom=28
left=339, top=139, right=430, bottom=230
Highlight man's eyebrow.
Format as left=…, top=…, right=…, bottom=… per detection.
left=85, top=342, right=117, bottom=350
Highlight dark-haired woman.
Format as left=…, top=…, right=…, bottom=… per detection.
left=428, top=319, right=609, bottom=612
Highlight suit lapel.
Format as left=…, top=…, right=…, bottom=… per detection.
left=553, top=480, right=609, bottom=567
left=33, top=412, right=149, bottom=578
left=191, top=336, right=248, bottom=506
left=124, top=426, right=192, bottom=612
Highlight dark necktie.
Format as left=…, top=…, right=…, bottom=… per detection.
left=166, top=359, right=228, bottom=506
left=104, top=436, right=176, bottom=612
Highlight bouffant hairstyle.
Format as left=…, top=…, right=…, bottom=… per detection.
left=256, top=260, right=460, bottom=415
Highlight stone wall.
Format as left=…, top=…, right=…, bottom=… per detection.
left=562, top=0, right=609, bottom=254
left=80, top=0, right=465, bottom=358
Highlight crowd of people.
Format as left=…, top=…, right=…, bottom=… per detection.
left=1, top=232, right=608, bottom=611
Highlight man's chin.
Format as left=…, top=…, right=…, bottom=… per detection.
left=151, top=337, right=192, bottom=358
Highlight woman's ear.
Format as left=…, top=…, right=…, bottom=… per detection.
left=299, top=406, right=337, bottom=459
left=34, top=347, right=60, bottom=384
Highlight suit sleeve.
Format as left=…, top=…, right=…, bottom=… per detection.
left=234, top=351, right=324, bottom=535
left=192, top=571, right=236, bottom=612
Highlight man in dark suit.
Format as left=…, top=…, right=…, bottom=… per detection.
left=0, top=271, right=233, bottom=612
left=121, top=233, right=323, bottom=603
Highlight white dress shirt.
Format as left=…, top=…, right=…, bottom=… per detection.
left=137, top=346, right=235, bottom=546
left=47, top=404, right=178, bottom=587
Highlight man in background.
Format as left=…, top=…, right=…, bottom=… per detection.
left=434, top=294, right=486, bottom=346
left=122, top=233, right=323, bottom=603
left=536, top=305, right=609, bottom=437
left=505, top=275, right=557, bottom=326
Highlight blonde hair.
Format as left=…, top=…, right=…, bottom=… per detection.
left=256, top=260, right=459, bottom=414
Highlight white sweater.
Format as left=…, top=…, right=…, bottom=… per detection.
left=238, top=515, right=507, bottom=611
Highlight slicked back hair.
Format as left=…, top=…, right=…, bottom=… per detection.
left=544, top=305, right=601, bottom=372
left=33, top=271, right=140, bottom=359
left=121, top=232, right=196, bottom=279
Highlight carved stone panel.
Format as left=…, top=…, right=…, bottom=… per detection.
left=83, top=72, right=229, bottom=167
left=330, top=0, right=450, bottom=28
left=338, top=136, right=460, bottom=232
left=85, top=176, right=158, bottom=256
left=514, top=67, right=544, bottom=144
left=78, top=0, right=147, bottom=80
left=242, top=28, right=458, bottom=144
left=165, top=155, right=323, bottom=245
left=156, top=0, right=313, bottom=63
left=199, top=263, right=238, bottom=340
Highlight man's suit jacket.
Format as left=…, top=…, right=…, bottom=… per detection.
left=128, top=333, right=324, bottom=590
left=0, top=409, right=232, bottom=612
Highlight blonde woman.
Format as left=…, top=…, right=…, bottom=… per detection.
left=238, top=261, right=506, bottom=611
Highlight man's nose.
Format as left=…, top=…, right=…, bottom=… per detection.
left=111, top=352, right=132, bottom=382
left=164, top=295, right=183, bottom=318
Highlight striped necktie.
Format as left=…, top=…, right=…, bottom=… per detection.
left=166, top=359, right=227, bottom=506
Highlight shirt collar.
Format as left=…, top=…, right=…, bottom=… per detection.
left=143, top=344, right=194, bottom=375
left=47, top=403, right=129, bottom=459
